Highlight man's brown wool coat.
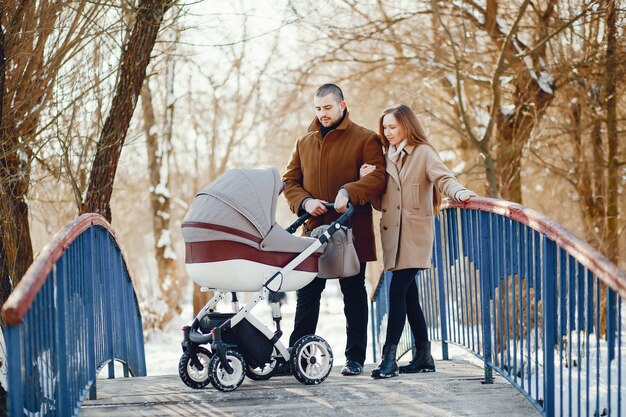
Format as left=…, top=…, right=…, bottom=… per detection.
left=283, top=112, right=387, bottom=262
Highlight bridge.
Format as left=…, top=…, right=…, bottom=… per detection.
left=2, top=197, right=624, bottom=416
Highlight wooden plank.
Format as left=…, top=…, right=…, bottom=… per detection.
left=79, top=361, right=540, bottom=417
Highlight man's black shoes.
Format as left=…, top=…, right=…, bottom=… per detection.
left=340, top=359, right=363, bottom=376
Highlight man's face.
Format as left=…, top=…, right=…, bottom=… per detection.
left=314, top=94, right=346, bottom=128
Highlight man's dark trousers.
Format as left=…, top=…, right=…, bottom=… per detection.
left=288, top=263, right=368, bottom=365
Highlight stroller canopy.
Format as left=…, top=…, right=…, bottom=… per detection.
left=183, top=167, right=283, bottom=242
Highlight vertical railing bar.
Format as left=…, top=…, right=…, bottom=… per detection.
left=520, top=224, right=526, bottom=391
left=435, top=215, right=449, bottom=359
left=479, top=211, right=493, bottom=384
left=497, top=216, right=505, bottom=370
left=606, top=284, right=617, bottom=417
left=464, top=210, right=474, bottom=351
left=559, top=248, right=566, bottom=417
left=425, top=270, right=436, bottom=344
left=450, top=209, right=462, bottom=345
left=534, top=230, right=541, bottom=403
left=457, top=209, right=469, bottom=349
left=459, top=209, right=468, bottom=349
left=516, top=221, right=523, bottom=388
left=6, top=326, right=24, bottom=416
left=525, top=225, right=532, bottom=395
left=22, top=301, right=32, bottom=413
left=576, top=263, right=582, bottom=417
left=54, top=261, right=70, bottom=416
left=443, top=210, right=456, bottom=345
left=467, top=210, right=477, bottom=353
left=370, top=293, right=377, bottom=362
left=504, top=217, right=512, bottom=376
left=595, top=278, right=600, bottom=416
left=512, top=220, right=518, bottom=384
left=618, top=296, right=622, bottom=417
left=567, top=255, right=574, bottom=417
left=87, top=228, right=98, bottom=400
left=32, top=290, right=41, bottom=410
left=471, top=210, right=481, bottom=354
left=585, top=267, right=591, bottom=417
left=70, top=245, right=78, bottom=409
left=542, top=236, right=557, bottom=417
left=104, top=237, right=115, bottom=379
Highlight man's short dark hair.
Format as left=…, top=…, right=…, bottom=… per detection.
left=315, top=83, right=344, bottom=103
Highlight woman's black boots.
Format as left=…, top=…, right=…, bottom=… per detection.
left=399, top=341, right=435, bottom=373
left=371, top=344, right=398, bottom=379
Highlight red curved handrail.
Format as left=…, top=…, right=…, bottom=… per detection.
left=442, top=197, right=626, bottom=299
left=1, top=213, right=136, bottom=325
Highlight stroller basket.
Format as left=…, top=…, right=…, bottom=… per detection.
left=200, top=312, right=273, bottom=369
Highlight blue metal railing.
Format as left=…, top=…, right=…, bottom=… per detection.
left=371, top=197, right=626, bottom=417
left=2, top=214, right=146, bottom=417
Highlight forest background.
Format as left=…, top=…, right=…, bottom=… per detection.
left=1, top=0, right=624, bottom=343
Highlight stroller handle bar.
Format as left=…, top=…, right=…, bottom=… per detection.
left=286, top=202, right=355, bottom=235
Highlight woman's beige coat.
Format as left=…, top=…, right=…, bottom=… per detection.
left=377, top=144, right=468, bottom=271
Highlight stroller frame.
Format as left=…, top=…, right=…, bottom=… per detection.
left=179, top=203, right=355, bottom=391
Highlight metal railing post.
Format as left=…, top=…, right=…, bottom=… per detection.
left=434, top=216, right=448, bottom=360
left=542, top=237, right=557, bottom=417
left=53, top=262, right=70, bottom=416
left=6, top=326, right=24, bottom=416
left=479, top=211, right=493, bottom=384
left=86, top=228, right=97, bottom=400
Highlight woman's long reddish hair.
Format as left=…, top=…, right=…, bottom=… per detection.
left=379, top=104, right=441, bottom=214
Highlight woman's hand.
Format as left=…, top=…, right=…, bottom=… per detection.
left=455, top=190, right=478, bottom=202
left=360, top=163, right=376, bottom=179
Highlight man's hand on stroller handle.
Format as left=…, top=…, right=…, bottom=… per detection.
left=304, top=198, right=329, bottom=216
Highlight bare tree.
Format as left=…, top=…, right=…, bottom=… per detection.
left=82, top=0, right=173, bottom=221
left=139, top=23, right=183, bottom=328
left=0, top=0, right=108, bottom=301
left=604, top=0, right=620, bottom=265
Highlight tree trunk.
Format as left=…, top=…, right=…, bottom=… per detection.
left=0, top=14, right=8, bottom=411
left=82, top=0, right=172, bottom=221
left=0, top=13, right=34, bottom=302
left=597, top=0, right=619, bottom=336
left=140, top=76, right=182, bottom=329
left=604, top=0, right=619, bottom=265
left=571, top=99, right=606, bottom=251
left=496, top=70, right=555, bottom=204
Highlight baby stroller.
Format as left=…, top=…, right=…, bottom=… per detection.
left=179, top=167, right=354, bottom=392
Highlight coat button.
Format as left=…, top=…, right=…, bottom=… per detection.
left=383, top=226, right=388, bottom=231
left=397, top=187, right=400, bottom=191
left=397, top=205, right=400, bottom=210
left=382, top=209, right=387, bottom=213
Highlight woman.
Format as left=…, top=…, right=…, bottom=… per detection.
left=362, top=104, right=476, bottom=379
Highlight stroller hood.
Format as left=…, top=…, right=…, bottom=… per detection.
left=183, top=167, right=283, bottom=242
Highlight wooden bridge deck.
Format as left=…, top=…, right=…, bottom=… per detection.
left=79, top=360, right=540, bottom=417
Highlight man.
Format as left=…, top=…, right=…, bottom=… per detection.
left=281, top=83, right=386, bottom=375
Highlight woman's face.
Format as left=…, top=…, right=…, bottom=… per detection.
left=382, top=113, right=405, bottom=146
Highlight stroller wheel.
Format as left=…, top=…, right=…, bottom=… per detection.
left=179, top=347, right=211, bottom=389
left=208, top=348, right=246, bottom=392
left=290, top=335, right=333, bottom=385
left=246, top=358, right=277, bottom=381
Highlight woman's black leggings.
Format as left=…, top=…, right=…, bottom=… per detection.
left=384, top=268, right=429, bottom=346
